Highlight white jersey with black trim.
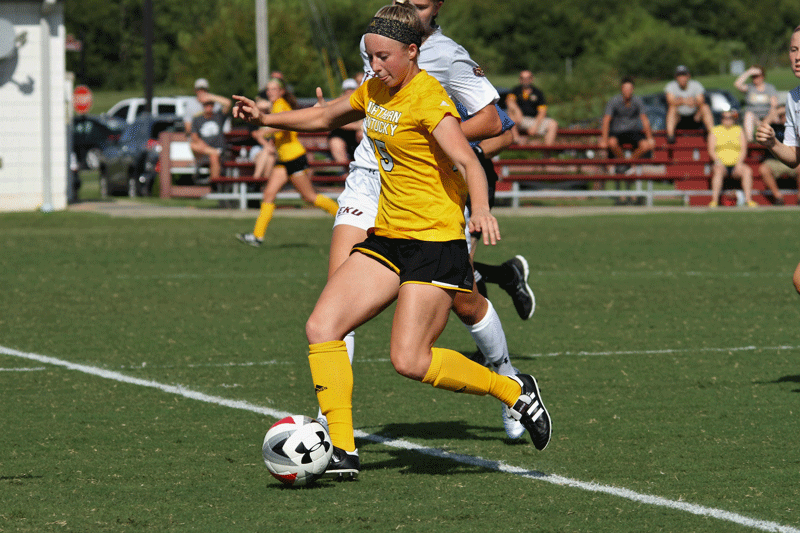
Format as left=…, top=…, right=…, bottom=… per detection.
left=784, top=85, right=800, bottom=148
left=351, top=27, right=500, bottom=172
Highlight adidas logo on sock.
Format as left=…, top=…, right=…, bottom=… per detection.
left=314, top=384, right=328, bottom=393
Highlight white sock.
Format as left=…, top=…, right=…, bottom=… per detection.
left=464, top=300, right=515, bottom=376
left=318, top=330, right=356, bottom=424
left=344, top=330, right=355, bottom=364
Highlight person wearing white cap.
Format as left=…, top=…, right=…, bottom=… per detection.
left=327, top=78, right=363, bottom=165
left=664, top=65, right=713, bottom=143
left=184, top=78, right=232, bottom=135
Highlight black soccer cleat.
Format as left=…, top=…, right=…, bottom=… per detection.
left=508, top=374, right=551, bottom=450
left=324, top=447, right=360, bottom=481
left=501, top=255, right=535, bottom=320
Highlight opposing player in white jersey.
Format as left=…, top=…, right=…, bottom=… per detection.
left=322, top=0, right=542, bottom=440
left=755, top=26, right=800, bottom=294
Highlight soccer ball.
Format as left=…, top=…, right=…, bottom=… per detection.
left=262, top=415, right=333, bottom=486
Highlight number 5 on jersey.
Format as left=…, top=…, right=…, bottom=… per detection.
left=367, top=137, right=394, bottom=172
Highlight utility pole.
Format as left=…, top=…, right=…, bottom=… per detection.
left=255, top=0, right=269, bottom=89
left=143, top=0, right=154, bottom=112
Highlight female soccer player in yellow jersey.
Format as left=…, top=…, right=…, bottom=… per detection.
left=324, top=0, right=534, bottom=441
left=233, top=2, right=551, bottom=480
left=235, top=77, right=339, bottom=247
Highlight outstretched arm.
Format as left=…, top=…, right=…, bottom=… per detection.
left=233, top=94, right=362, bottom=133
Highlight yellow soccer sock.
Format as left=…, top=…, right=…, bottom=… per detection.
left=308, top=340, right=355, bottom=452
left=422, top=347, right=521, bottom=407
left=253, top=202, right=275, bottom=239
left=313, top=194, right=339, bottom=216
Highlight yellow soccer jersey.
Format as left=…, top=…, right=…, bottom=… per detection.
left=349, top=71, right=467, bottom=241
left=271, top=98, right=307, bottom=163
left=712, top=124, right=744, bottom=167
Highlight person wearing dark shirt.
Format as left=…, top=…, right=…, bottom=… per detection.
left=505, top=70, right=557, bottom=145
left=600, top=77, right=654, bottom=162
left=190, top=95, right=230, bottom=182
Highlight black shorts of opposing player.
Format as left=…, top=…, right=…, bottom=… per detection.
left=352, top=234, right=473, bottom=292
left=327, top=129, right=359, bottom=160
left=277, top=154, right=310, bottom=176
left=465, top=145, right=498, bottom=216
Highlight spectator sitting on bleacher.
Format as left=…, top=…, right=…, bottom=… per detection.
left=184, top=78, right=232, bottom=134
left=600, top=77, right=655, bottom=204
left=664, top=65, right=714, bottom=144
left=707, top=110, right=756, bottom=208
left=190, top=93, right=231, bottom=183
left=505, top=70, right=558, bottom=145
left=326, top=78, right=363, bottom=164
left=600, top=77, right=655, bottom=167
left=734, top=65, right=778, bottom=141
left=757, top=105, right=800, bottom=205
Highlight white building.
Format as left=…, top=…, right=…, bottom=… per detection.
left=0, top=0, right=67, bottom=212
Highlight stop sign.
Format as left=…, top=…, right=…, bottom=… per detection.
left=73, top=85, right=93, bottom=114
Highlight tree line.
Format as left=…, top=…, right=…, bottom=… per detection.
left=66, top=0, right=800, bottom=102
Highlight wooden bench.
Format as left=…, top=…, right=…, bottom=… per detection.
left=159, top=127, right=798, bottom=208
left=493, top=129, right=796, bottom=207
left=158, top=131, right=210, bottom=199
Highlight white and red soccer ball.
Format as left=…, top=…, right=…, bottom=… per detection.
left=262, top=415, right=332, bottom=486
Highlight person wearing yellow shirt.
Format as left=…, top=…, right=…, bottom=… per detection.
left=707, top=111, right=756, bottom=207
left=233, top=2, right=551, bottom=480
left=236, top=78, right=339, bottom=247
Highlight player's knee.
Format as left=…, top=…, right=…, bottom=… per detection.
left=305, top=313, right=336, bottom=344
left=389, top=352, right=426, bottom=380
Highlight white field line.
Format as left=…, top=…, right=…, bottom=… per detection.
left=523, top=344, right=800, bottom=359
left=2, top=344, right=798, bottom=533
left=112, top=359, right=392, bottom=370
left=533, top=270, right=792, bottom=279
left=0, top=366, right=45, bottom=372
left=108, top=344, right=799, bottom=371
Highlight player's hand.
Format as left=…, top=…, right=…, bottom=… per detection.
left=755, top=123, right=776, bottom=147
left=314, top=87, right=327, bottom=108
left=232, top=95, right=262, bottom=125
left=468, top=208, right=500, bottom=246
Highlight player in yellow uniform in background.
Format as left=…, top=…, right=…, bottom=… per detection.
left=233, top=2, right=551, bottom=480
left=236, top=78, right=339, bottom=247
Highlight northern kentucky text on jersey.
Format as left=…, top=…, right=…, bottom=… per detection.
left=365, top=101, right=401, bottom=136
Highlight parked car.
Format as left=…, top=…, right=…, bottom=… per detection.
left=72, top=114, right=126, bottom=170
left=99, top=114, right=183, bottom=198
left=705, top=89, right=742, bottom=124
left=105, top=96, right=195, bottom=124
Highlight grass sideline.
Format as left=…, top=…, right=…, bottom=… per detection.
left=1, top=210, right=799, bottom=532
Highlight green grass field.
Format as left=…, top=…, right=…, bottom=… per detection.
left=2, top=208, right=799, bottom=532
